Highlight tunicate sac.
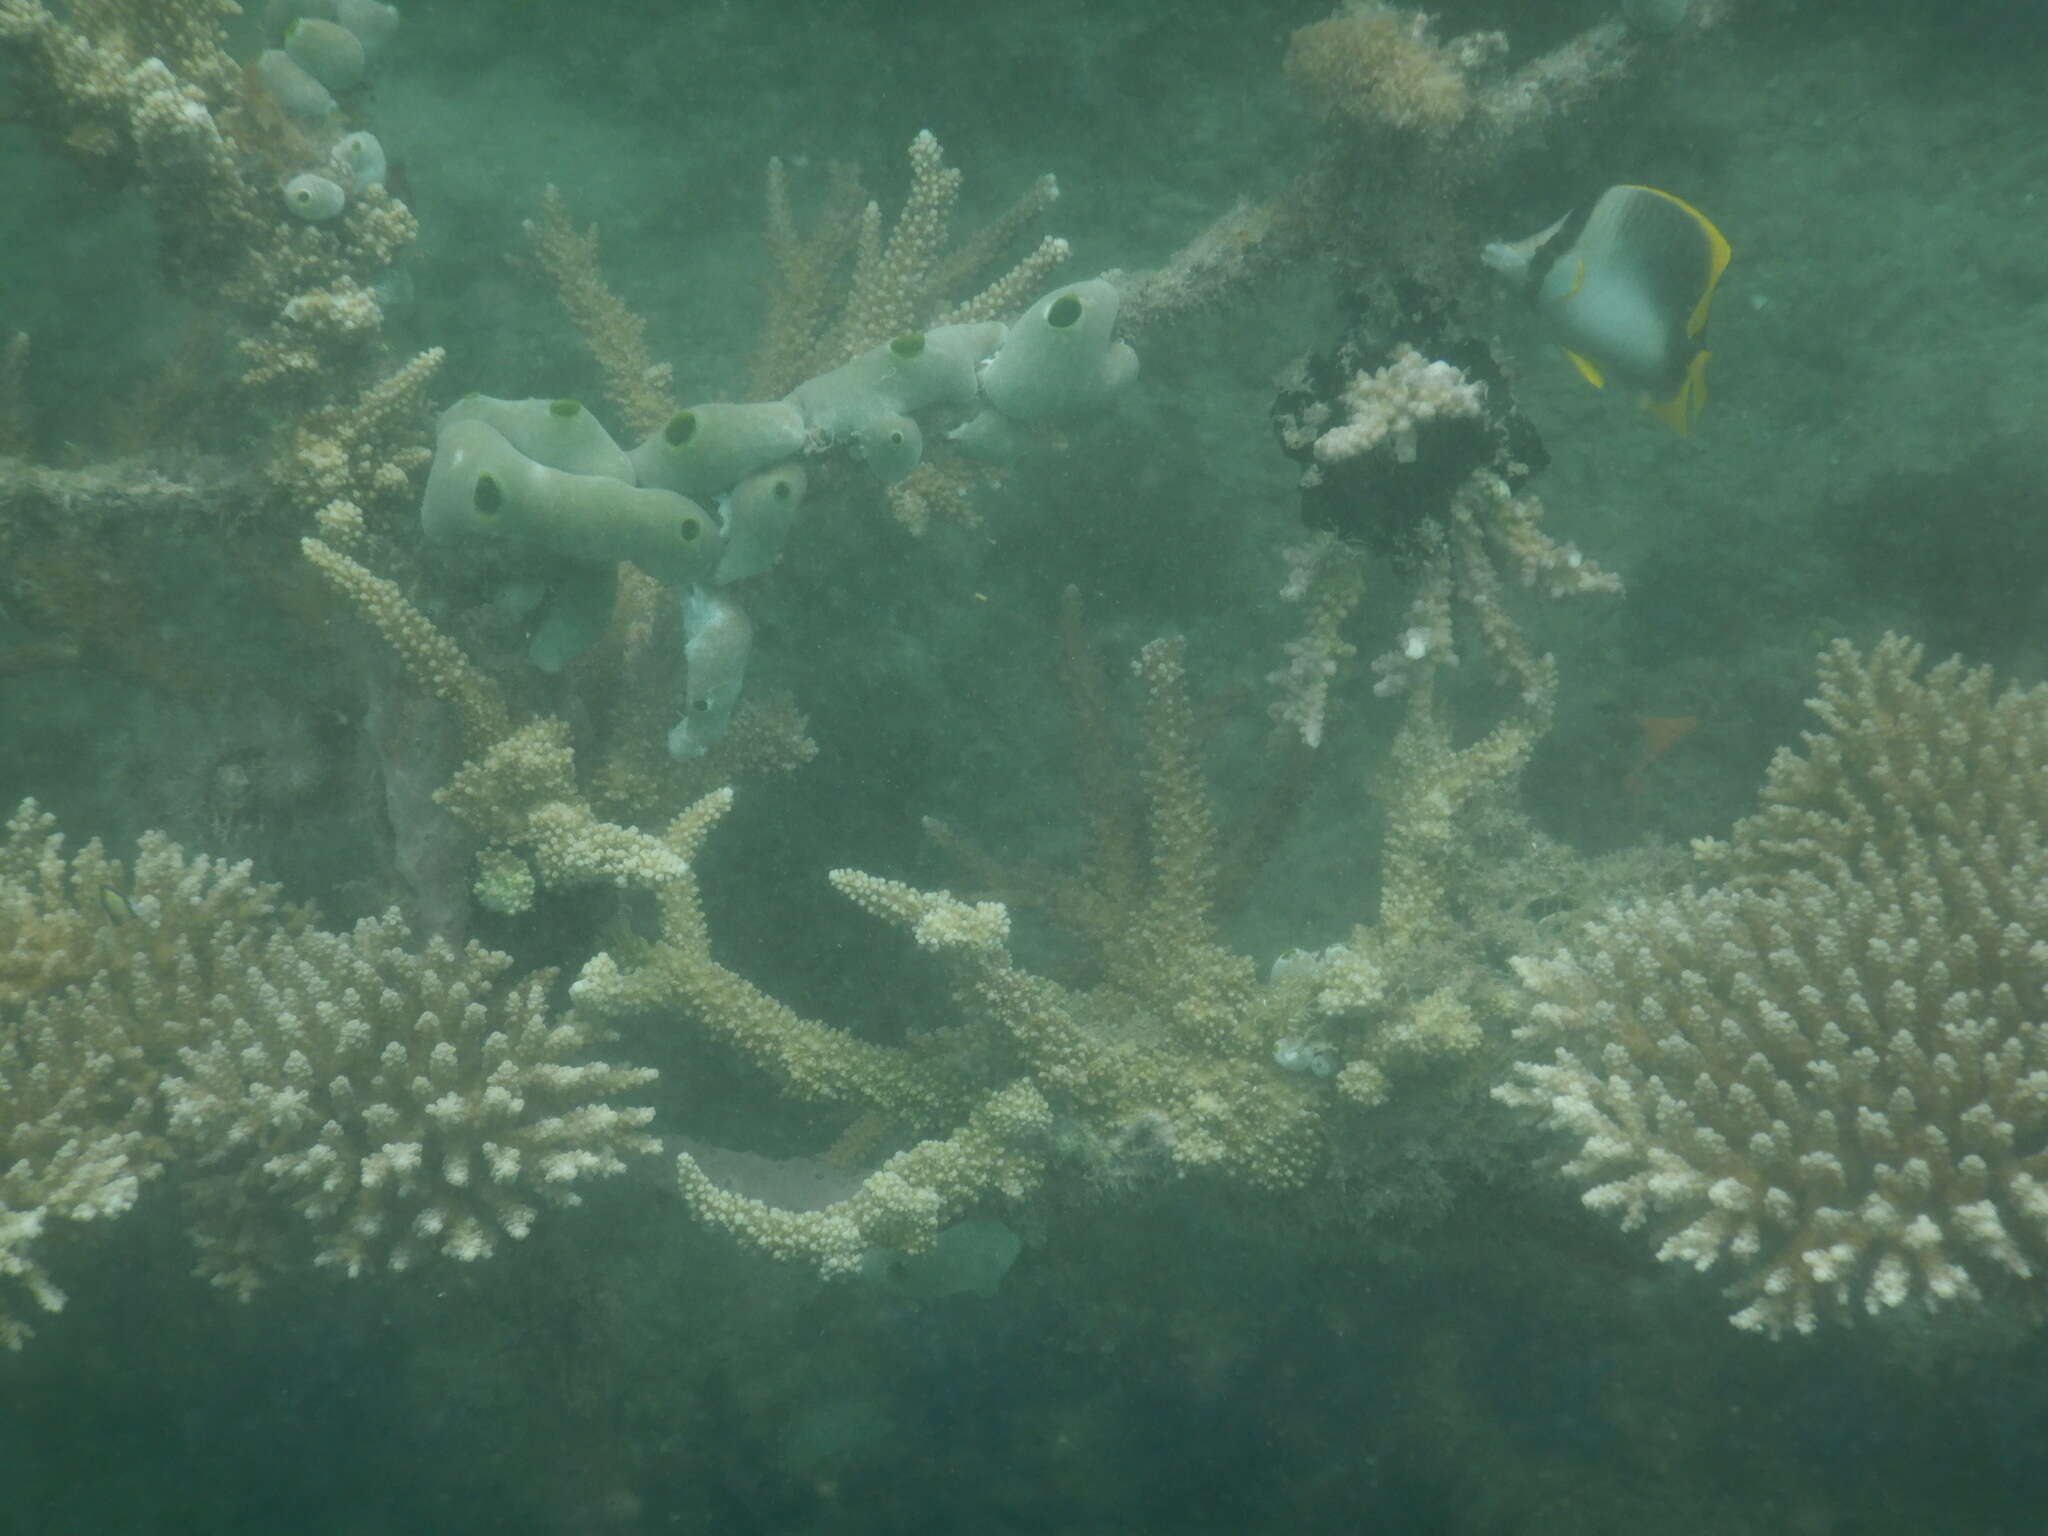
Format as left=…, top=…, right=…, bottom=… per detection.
left=255, top=48, right=337, bottom=124
left=285, top=17, right=367, bottom=91
left=283, top=173, right=347, bottom=221
left=712, top=463, right=806, bottom=584
left=332, top=131, right=386, bottom=191
left=334, top=0, right=402, bottom=54
left=851, top=412, right=922, bottom=483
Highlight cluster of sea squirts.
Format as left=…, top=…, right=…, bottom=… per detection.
left=420, top=279, right=1140, bottom=757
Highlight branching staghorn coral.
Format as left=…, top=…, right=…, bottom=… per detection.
left=0, top=798, right=660, bottom=1342
left=749, top=129, right=1069, bottom=397
left=525, top=131, right=1068, bottom=535
left=746, top=131, right=1068, bottom=532
left=1266, top=533, right=1368, bottom=750
left=300, top=537, right=814, bottom=921
left=0, top=1, right=1693, bottom=1370
left=275, top=345, right=445, bottom=522
left=524, top=187, right=680, bottom=439
left=0, top=356, right=434, bottom=694
left=1261, top=240, right=1624, bottom=728
left=1499, top=636, right=2048, bottom=1335
left=568, top=720, right=1327, bottom=1274
left=1269, top=349, right=1619, bottom=723
left=1291, top=654, right=1562, bottom=1109
left=565, top=626, right=1569, bottom=1276
left=2, top=0, right=408, bottom=348
left=301, top=535, right=513, bottom=750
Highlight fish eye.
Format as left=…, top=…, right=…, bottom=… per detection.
left=1046, top=294, right=1083, bottom=329
left=678, top=515, right=701, bottom=541
left=890, top=331, right=926, bottom=358
left=692, top=698, right=710, bottom=713
left=663, top=410, right=697, bottom=447
left=473, top=472, right=501, bottom=515
left=772, top=478, right=794, bottom=500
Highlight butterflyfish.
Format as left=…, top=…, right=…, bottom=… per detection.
left=1483, top=185, right=1731, bottom=435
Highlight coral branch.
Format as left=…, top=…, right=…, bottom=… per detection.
left=525, top=186, right=677, bottom=437
left=301, top=537, right=510, bottom=748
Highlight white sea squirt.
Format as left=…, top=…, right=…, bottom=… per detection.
left=668, top=587, right=753, bottom=759
left=332, top=131, right=386, bottom=191
left=255, top=48, right=337, bottom=124
left=285, top=17, right=367, bottom=92
left=283, top=172, right=347, bottom=221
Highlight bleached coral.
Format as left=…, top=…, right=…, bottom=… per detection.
left=1268, top=567, right=1359, bottom=749
left=1314, top=347, right=1486, bottom=466
left=1365, top=469, right=1618, bottom=704
left=1499, top=637, right=2048, bottom=1334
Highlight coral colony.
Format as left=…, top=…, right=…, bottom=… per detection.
left=5, top=0, right=2046, bottom=1381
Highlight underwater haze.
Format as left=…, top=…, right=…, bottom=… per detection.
left=6, top=0, right=2048, bottom=1531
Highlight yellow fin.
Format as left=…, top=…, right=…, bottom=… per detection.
left=1621, top=185, right=1732, bottom=338
left=1644, top=348, right=1712, bottom=435
left=1564, top=349, right=1607, bottom=390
